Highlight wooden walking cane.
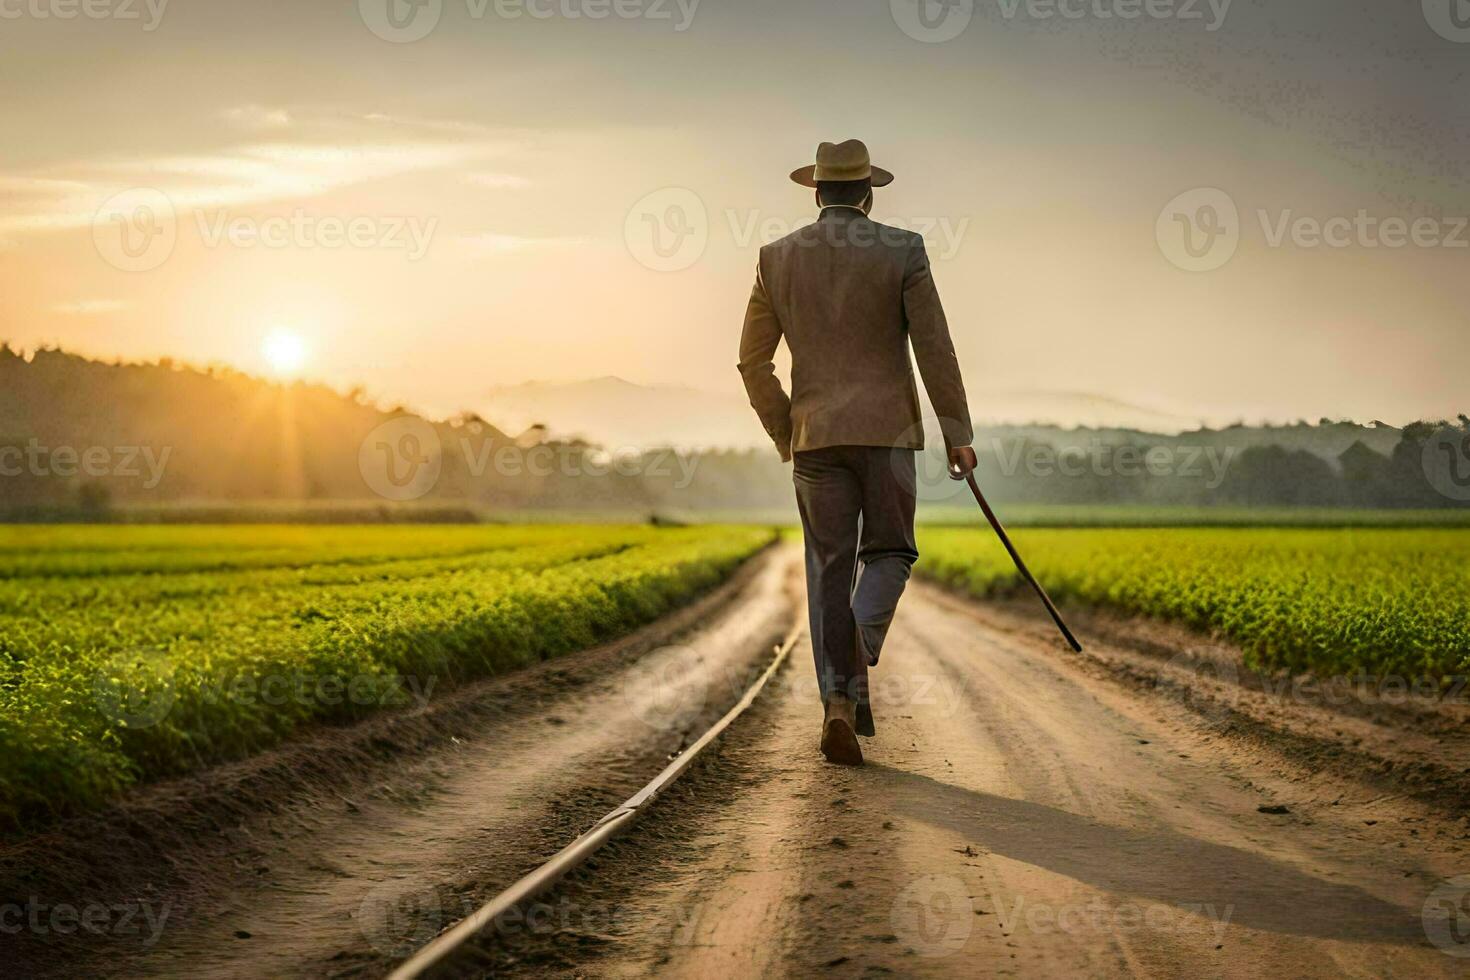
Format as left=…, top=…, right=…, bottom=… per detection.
left=952, top=468, right=1083, bottom=652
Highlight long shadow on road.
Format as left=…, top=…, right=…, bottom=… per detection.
left=865, top=763, right=1428, bottom=946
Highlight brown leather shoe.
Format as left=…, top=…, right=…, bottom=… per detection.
left=820, top=694, right=863, bottom=766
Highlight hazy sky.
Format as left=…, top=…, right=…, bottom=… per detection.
left=1, top=0, right=1465, bottom=426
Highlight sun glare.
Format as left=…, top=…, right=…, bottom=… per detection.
left=262, top=329, right=310, bottom=377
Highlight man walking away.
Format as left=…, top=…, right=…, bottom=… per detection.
left=738, top=139, right=977, bottom=766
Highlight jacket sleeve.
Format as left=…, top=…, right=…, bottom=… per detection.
left=902, top=237, right=973, bottom=450
left=737, top=255, right=793, bottom=462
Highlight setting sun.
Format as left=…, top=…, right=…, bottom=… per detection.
left=262, top=329, right=309, bottom=377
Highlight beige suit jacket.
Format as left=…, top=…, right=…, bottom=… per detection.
left=737, top=206, right=973, bottom=462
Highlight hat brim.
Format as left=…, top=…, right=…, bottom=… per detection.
left=789, top=165, right=894, bottom=188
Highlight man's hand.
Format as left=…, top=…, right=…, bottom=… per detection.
left=947, top=445, right=977, bottom=480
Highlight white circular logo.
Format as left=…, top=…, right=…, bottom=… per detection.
left=892, top=416, right=969, bottom=504
left=1156, top=187, right=1239, bottom=272
left=1422, top=427, right=1470, bottom=501
left=890, top=0, right=974, bottom=43
left=92, top=188, right=177, bottom=273
left=624, top=187, right=707, bottom=272
left=1423, top=874, right=1470, bottom=957
left=891, top=873, right=972, bottom=956
left=93, top=647, right=177, bottom=730
left=359, top=416, right=443, bottom=501
left=1162, top=648, right=1239, bottom=732
left=357, top=879, right=443, bottom=956
left=622, top=646, right=707, bottom=732
left=1423, top=0, right=1470, bottom=42
left=359, top=0, right=442, bottom=43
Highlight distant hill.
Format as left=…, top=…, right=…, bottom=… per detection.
left=975, top=389, right=1204, bottom=434
left=480, top=376, right=1413, bottom=464
left=975, top=419, right=1406, bottom=460
left=1, top=346, right=1464, bottom=518
left=0, top=346, right=437, bottom=504
left=480, top=378, right=1210, bottom=451
left=0, top=346, right=786, bottom=517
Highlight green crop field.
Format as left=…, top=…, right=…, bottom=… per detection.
left=917, top=527, right=1470, bottom=683
left=0, top=524, right=773, bottom=830
left=916, top=504, right=1470, bottom=528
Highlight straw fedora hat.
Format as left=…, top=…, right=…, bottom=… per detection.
left=790, top=139, right=894, bottom=188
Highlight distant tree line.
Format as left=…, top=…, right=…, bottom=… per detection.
left=1, top=345, right=1465, bottom=518
left=964, top=420, right=1470, bottom=510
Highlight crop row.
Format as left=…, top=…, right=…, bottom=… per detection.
left=916, top=527, right=1470, bottom=682
left=0, top=525, right=774, bottom=831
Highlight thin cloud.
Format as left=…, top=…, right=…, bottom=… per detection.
left=221, top=104, right=293, bottom=130
left=0, top=140, right=510, bottom=236
left=460, top=233, right=588, bottom=251
left=360, top=112, right=508, bottom=138
left=465, top=172, right=531, bottom=190
left=51, top=300, right=128, bottom=315
left=0, top=175, right=94, bottom=197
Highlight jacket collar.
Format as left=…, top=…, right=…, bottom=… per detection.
left=818, top=204, right=868, bottom=221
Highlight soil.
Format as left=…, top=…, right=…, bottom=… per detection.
left=2, top=547, right=795, bottom=979
left=8, top=542, right=1469, bottom=978
left=432, top=550, right=1470, bottom=979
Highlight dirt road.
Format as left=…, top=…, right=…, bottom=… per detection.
left=15, top=543, right=1468, bottom=978
left=449, top=549, right=1469, bottom=979
left=10, top=548, right=794, bottom=979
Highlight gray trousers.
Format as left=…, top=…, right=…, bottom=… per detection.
left=793, top=445, right=919, bottom=738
